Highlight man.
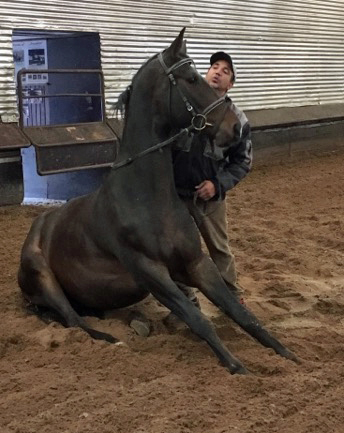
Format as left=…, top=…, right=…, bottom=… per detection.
left=172, top=51, right=252, bottom=308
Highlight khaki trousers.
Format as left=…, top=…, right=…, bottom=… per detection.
left=181, top=197, right=237, bottom=286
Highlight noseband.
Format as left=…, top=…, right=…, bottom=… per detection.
left=158, top=53, right=228, bottom=131
left=112, top=52, right=229, bottom=170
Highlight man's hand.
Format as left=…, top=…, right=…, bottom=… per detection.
left=195, top=180, right=216, bottom=201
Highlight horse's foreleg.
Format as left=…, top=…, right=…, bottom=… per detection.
left=18, top=253, right=118, bottom=344
left=187, top=256, right=299, bottom=363
left=131, top=259, right=248, bottom=374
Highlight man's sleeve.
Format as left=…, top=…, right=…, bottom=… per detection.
left=215, top=120, right=253, bottom=194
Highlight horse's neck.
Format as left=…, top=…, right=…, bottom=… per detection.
left=121, top=89, right=159, bottom=155
left=109, top=96, right=175, bottom=192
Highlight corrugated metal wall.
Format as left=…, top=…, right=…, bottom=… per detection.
left=1, top=0, right=344, bottom=122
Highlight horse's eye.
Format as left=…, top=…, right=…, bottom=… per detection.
left=188, top=74, right=198, bottom=84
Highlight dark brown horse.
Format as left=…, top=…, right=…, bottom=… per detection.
left=18, top=29, right=298, bottom=374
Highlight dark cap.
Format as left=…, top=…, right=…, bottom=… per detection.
left=210, top=51, right=236, bottom=82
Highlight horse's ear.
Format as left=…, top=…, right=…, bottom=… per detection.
left=182, top=39, right=187, bottom=54
left=166, top=27, right=186, bottom=58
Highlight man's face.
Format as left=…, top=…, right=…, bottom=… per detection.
left=205, top=60, right=234, bottom=96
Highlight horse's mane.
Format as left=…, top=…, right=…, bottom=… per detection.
left=113, top=53, right=160, bottom=120
left=113, top=85, right=132, bottom=119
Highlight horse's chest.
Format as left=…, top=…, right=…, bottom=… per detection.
left=119, top=221, right=175, bottom=254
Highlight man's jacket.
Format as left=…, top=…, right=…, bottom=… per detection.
left=173, top=102, right=252, bottom=201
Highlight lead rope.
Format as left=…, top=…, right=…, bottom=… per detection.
left=111, top=127, right=193, bottom=170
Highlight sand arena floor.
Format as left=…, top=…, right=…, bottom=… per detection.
left=0, top=150, right=343, bottom=433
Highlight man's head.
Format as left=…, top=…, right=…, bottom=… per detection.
left=205, top=51, right=236, bottom=96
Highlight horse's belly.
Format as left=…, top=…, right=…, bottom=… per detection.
left=53, top=256, right=148, bottom=310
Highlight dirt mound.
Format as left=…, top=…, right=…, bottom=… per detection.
left=1, top=151, right=343, bottom=433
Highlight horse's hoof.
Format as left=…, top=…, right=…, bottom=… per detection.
left=288, top=353, right=301, bottom=365
left=88, top=328, right=118, bottom=344
left=281, top=349, right=300, bottom=364
left=129, top=311, right=151, bottom=337
left=105, top=335, right=119, bottom=344
left=130, top=318, right=151, bottom=337
left=229, top=363, right=249, bottom=375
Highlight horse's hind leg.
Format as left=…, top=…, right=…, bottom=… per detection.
left=187, top=256, right=299, bottom=363
left=18, top=253, right=118, bottom=344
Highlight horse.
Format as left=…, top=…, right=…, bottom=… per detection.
left=18, top=28, right=298, bottom=374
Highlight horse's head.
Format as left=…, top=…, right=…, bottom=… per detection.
left=157, top=28, right=240, bottom=145
left=116, top=28, right=240, bottom=166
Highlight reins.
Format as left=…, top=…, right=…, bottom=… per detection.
left=111, top=126, right=194, bottom=170
left=112, top=52, right=229, bottom=171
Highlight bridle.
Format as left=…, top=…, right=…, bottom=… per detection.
left=112, top=52, right=229, bottom=170
left=158, top=52, right=229, bottom=132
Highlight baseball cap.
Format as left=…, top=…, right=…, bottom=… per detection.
left=210, top=51, right=236, bottom=82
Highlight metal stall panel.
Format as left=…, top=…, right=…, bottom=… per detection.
left=0, top=149, right=24, bottom=205
left=16, top=69, right=118, bottom=174
left=0, top=122, right=30, bottom=149
left=0, top=122, right=30, bottom=204
left=0, top=0, right=344, bottom=121
left=0, top=123, right=28, bottom=204
left=24, top=122, right=118, bottom=175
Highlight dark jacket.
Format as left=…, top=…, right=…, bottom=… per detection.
left=173, top=101, right=252, bottom=200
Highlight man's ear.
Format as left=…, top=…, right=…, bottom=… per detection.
left=227, top=81, right=234, bottom=92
